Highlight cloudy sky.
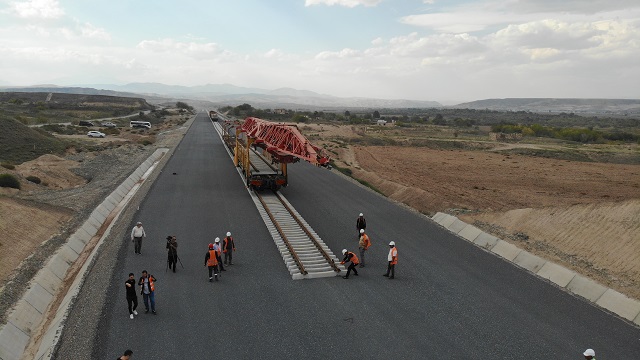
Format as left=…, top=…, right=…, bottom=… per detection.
left=1, top=0, right=639, bottom=103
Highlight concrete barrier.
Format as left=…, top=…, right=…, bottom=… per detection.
left=0, top=147, right=172, bottom=360
left=536, top=262, right=576, bottom=288
left=512, top=251, right=547, bottom=273
left=431, top=213, right=639, bottom=328
left=490, top=240, right=522, bottom=261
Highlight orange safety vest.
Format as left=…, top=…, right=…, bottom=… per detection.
left=347, top=251, right=359, bottom=265
left=141, top=276, right=155, bottom=292
left=389, top=247, right=398, bottom=265
left=207, top=250, right=218, bottom=266
left=360, top=234, right=371, bottom=250
left=223, top=236, right=234, bottom=253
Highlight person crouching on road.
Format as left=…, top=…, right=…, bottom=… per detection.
left=205, top=243, right=219, bottom=282
left=131, top=222, right=146, bottom=255
left=125, top=273, right=138, bottom=320
left=383, top=241, right=398, bottom=279
left=213, top=237, right=225, bottom=272
left=166, top=236, right=178, bottom=273
left=340, top=249, right=359, bottom=279
left=358, top=229, right=371, bottom=268
left=223, top=231, right=236, bottom=265
left=138, top=270, right=157, bottom=314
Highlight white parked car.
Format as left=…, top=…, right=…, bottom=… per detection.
left=101, top=122, right=117, bottom=128
left=87, top=131, right=106, bottom=138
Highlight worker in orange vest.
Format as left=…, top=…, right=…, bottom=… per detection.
left=138, top=270, right=156, bottom=314
left=383, top=241, right=398, bottom=279
left=358, top=229, right=371, bottom=268
left=213, top=237, right=225, bottom=272
left=204, top=243, right=219, bottom=282
left=223, top=231, right=236, bottom=265
left=340, top=249, right=359, bottom=279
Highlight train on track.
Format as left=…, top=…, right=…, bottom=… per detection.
left=209, top=110, right=219, bottom=121
left=213, top=114, right=330, bottom=191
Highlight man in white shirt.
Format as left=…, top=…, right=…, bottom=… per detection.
left=131, top=222, right=146, bottom=255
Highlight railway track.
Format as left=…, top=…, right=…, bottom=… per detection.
left=211, top=119, right=344, bottom=279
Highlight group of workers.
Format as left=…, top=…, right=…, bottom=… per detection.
left=204, top=232, right=236, bottom=282
left=340, top=213, right=398, bottom=279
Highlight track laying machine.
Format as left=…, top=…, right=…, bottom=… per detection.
left=219, top=116, right=330, bottom=191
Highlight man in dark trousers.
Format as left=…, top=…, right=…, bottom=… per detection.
left=166, top=236, right=178, bottom=273
left=356, top=213, right=366, bottom=237
left=204, top=243, right=219, bottom=282
left=383, top=241, right=398, bottom=279
left=223, top=231, right=236, bottom=265
left=213, top=237, right=225, bottom=272
left=125, top=273, right=138, bottom=320
left=340, top=248, right=359, bottom=279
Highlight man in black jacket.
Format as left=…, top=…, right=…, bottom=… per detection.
left=356, top=213, right=366, bottom=237
left=125, top=273, right=138, bottom=319
left=166, top=236, right=178, bottom=273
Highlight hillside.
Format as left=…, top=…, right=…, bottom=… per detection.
left=453, top=98, right=640, bottom=116
left=0, top=119, right=67, bottom=164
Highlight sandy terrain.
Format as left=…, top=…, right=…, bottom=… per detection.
left=15, top=154, right=86, bottom=190
left=326, top=141, right=640, bottom=300
left=0, top=198, right=73, bottom=282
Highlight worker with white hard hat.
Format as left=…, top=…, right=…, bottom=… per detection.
left=223, top=231, right=236, bottom=265
left=383, top=241, right=398, bottom=279
left=358, top=228, right=371, bottom=268
left=340, top=249, right=360, bottom=279
left=213, top=237, right=225, bottom=273
left=583, top=349, right=596, bottom=359
left=356, top=212, right=366, bottom=237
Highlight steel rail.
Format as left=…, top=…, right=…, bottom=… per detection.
left=273, top=192, right=341, bottom=273
left=255, top=192, right=307, bottom=275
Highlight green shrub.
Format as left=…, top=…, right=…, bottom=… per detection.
left=1, top=163, right=15, bottom=170
left=0, top=174, right=21, bottom=189
left=26, top=175, right=41, bottom=184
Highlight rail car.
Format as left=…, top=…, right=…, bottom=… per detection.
left=209, top=110, right=219, bottom=121
left=218, top=117, right=329, bottom=191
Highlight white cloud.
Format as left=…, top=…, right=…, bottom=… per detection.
left=315, top=48, right=360, bottom=59
left=136, top=39, right=219, bottom=60
left=80, top=23, right=111, bottom=41
left=8, top=0, right=64, bottom=19
left=304, top=0, right=381, bottom=8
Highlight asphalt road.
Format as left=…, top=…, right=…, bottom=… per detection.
left=95, top=112, right=639, bottom=359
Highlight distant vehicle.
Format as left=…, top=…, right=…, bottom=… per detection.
left=87, top=131, right=106, bottom=138
left=130, top=121, right=151, bottom=129
left=101, top=122, right=117, bottom=128
left=376, top=119, right=387, bottom=125
left=79, top=121, right=95, bottom=127
left=209, top=110, right=219, bottom=121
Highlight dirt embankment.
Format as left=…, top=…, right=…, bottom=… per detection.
left=329, top=143, right=640, bottom=300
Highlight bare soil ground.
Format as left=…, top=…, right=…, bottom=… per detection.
left=307, top=123, right=640, bottom=300
left=0, top=113, right=191, bottom=324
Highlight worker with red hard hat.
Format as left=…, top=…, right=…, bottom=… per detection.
left=204, top=243, right=219, bottom=282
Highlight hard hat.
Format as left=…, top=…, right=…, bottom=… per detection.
left=215, top=237, right=220, bottom=243
left=583, top=349, right=595, bottom=357
left=360, top=229, right=365, bottom=234
left=359, top=213, right=363, bottom=216
left=226, top=232, right=231, bottom=236
left=342, top=249, right=347, bottom=255
left=389, top=241, right=395, bottom=246
left=208, top=243, right=214, bottom=249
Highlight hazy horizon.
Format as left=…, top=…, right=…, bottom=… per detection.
left=1, top=0, right=639, bottom=102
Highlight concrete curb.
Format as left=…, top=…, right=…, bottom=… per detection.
left=431, top=212, right=640, bottom=328
left=0, top=148, right=169, bottom=360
